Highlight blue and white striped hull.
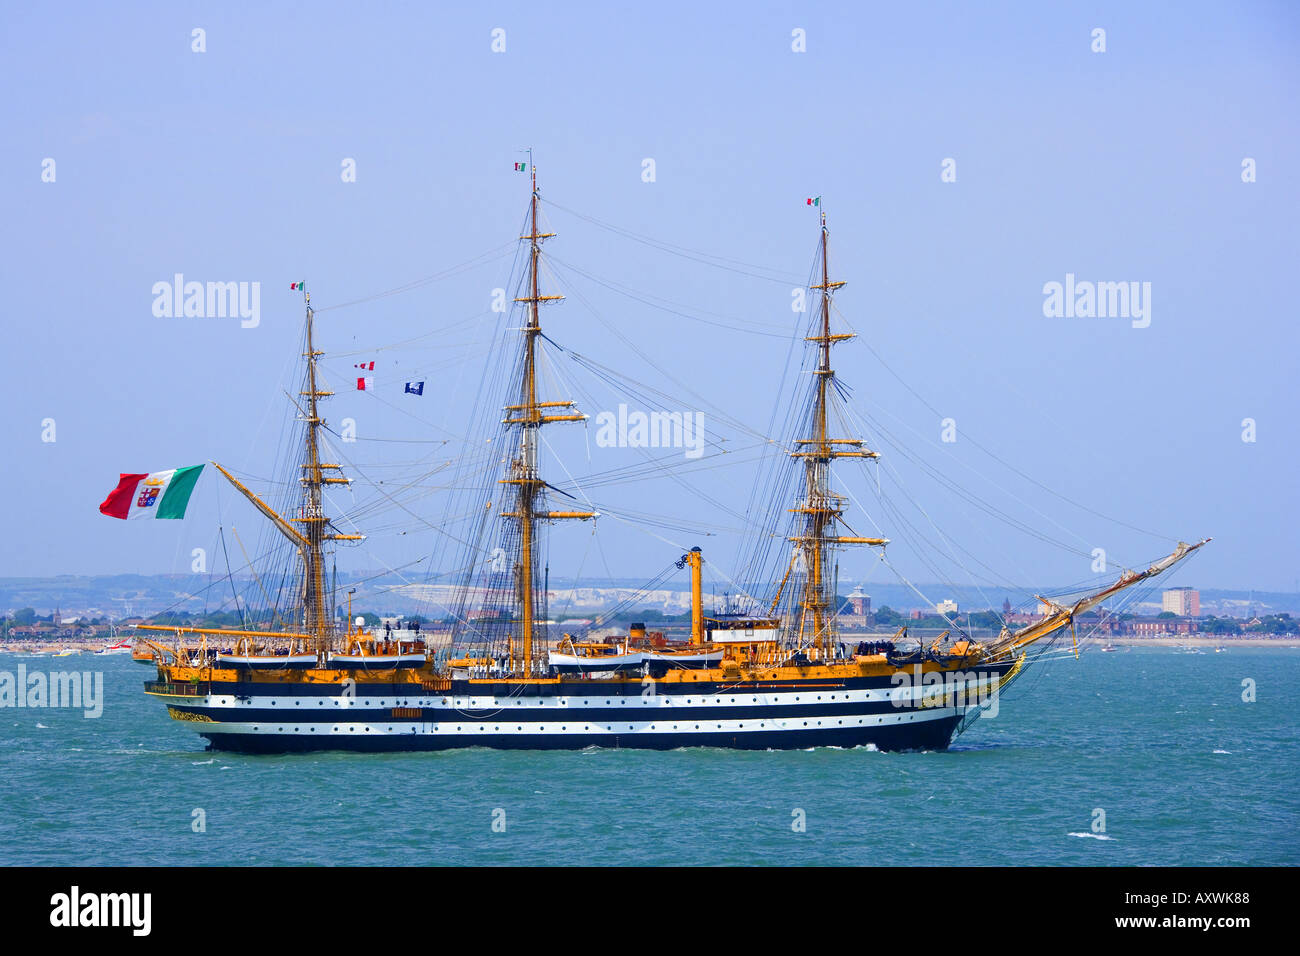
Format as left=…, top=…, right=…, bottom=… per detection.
left=150, top=664, right=1013, bottom=753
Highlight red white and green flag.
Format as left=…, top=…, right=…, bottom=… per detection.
left=514, top=163, right=528, bottom=172
left=806, top=196, right=821, bottom=207
left=290, top=281, right=306, bottom=291
left=99, top=465, right=204, bottom=520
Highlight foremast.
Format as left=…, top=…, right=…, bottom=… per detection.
left=787, top=209, right=887, bottom=657
left=200, top=293, right=361, bottom=657
left=501, top=163, right=594, bottom=675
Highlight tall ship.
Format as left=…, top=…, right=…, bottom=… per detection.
left=137, top=169, right=1208, bottom=752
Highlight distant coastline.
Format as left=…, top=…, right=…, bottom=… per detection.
left=1099, top=636, right=1299, bottom=648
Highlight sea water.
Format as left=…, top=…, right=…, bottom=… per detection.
left=0, top=647, right=1294, bottom=865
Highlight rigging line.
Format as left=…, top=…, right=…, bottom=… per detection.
left=546, top=253, right=794, bottom=338
left=598, top=509, right=764, bottom=608
left=329, top=378, right=461, bottom=440
left=543, top=265, right=781, bottom=443
left=541, top=196, right=805, bottom=284
left=840, top=400, right=1039, bottom=592
left=544, top=296, right=770, bottom=442
left=562, top=345, right=774, bottom=446
left=841, top=395, right=1101, bottom=562
left=330, top=311, right=493, bottom=357
left=537, top=430, right=600, bottom=515
left=341, top=437, right=453, bottom=445
left=315, top=441, right=485, bottom=553
left=217, top=524, right=246, bottom=631
left=313, top=243, right=517, bottom=313
left=552, top=524, right=598, bottom=621
left=230, top=525, right=289, bottom=632
left=549, top=355, right=762, bottom=528
left=835, top=424, right=1014, bottom=626
left=835, top=303, right=1176, bottom=543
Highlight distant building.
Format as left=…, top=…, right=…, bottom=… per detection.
left=1162, top=587, right=1200, bottom=617
left=1002, top=598, right=1012, bottom=615
left=935, top=599, right=958, bottom=615
left=848, top=586, right=871, bottom=616
left=1129, top=617, right=1198, bottom=636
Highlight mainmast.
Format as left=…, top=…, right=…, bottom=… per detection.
left=790, top=210, right=887, bottom=656
left=501, top=163, right=593, bottom=674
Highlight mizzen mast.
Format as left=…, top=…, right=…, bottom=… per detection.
left=187, top=293, right=360, bottom=657
left=790, top=209, right=887, bottom=656
left=501, top=163, right=594, bottom=675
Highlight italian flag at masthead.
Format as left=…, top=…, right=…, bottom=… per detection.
left=98, top=465, right=205, bottom=520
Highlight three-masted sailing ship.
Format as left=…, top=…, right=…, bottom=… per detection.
left=139, top=169, right=1208, bottom=752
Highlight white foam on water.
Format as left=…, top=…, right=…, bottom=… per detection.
left=1067, top=832, right=1116, bottom=840
left=1213, top=749, right=1231, bottom=754
left=192, top=758, right=215, bottom=765
left=35, top=722, right=48, bottom=729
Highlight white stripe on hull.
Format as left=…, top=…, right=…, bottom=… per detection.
left=190, top=705, right=966, bottom=738
left=162, top=672, right=1003, bottom=714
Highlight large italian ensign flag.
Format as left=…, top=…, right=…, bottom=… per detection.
left=98, top=465, right=204, bottom=520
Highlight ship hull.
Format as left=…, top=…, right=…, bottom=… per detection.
left=148, top=662, right=1011, bottom=754
left=192, top=718, right=962, bottom=753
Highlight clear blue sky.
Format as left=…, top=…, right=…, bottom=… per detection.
left=2, top=1, right=1297, bottom=596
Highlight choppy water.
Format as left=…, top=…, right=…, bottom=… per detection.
left=0, top=647, right=1295, bottom=865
